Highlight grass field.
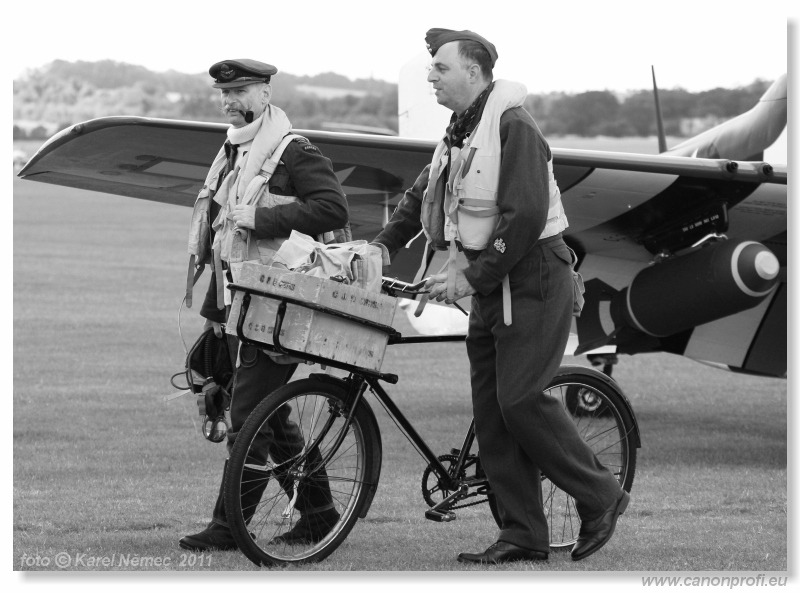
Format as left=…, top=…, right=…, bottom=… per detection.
left=12, top=176, right=788, bottom=579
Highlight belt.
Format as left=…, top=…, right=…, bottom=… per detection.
left=463, top=233, right=563, bottom=261
left=538, top=232, right=564, bottom=246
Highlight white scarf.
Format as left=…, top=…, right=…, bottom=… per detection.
left=227, top=116, right=260, bottom=145
left=196, top=104, right=293, bottom=215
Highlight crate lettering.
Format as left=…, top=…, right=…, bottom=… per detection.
left=359, top=297, right=379, bottom=309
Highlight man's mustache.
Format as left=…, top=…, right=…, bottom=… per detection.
left=221, top=106, right=255, bottom=123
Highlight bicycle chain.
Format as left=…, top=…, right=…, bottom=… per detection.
left=447, top=495, right=490, bottom=511
left=421, top=454, right=492, bottom=510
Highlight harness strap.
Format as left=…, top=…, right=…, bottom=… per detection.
left=261, top=134, right=303, bottom=178
left=457, top=197, right=497, bottom=208
left=446, top=240, right=458, bottom=302
left=413, top=241, right=432, bottom=317
left=412, top=246, right=455, bottom=318
left=457, top=200, right=500, bottom=217
left=259, top=159, right=278, bottom=178
left=213, top=248, right=225, bottom=309
left=502, top=275, right=512, bottom=326
left=185, top=255, right=206, bottom=308
left=461, top=146, right=477, bottom=177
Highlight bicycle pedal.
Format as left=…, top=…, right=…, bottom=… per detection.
left=424, top=509, right=457, bottom=522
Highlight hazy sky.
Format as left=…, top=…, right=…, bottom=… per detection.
left=10, top=0, right=791, bottom=93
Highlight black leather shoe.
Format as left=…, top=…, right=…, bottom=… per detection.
left=179, top=522, right=238, bottom=551
left=269, top=509, right=340, bottom=545
left=571, top=490, right=630, bottom=561
left=457, top=541, right=548, bottom=564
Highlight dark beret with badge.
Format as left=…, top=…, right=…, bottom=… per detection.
left=209, top=59, right=278, bottom=88
left=425, top=28, right=499, bottom=67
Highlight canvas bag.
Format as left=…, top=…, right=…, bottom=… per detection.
left=271, top=230, right=383, bottom=293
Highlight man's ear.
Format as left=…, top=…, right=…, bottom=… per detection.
left=262, top=83, right=273, bottom=105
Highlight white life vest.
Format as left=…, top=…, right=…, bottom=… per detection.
left=416, top=80, right=569, bottom=325
left=212, top=133, right=304, bottom=298
left=183, top=133, right=302, bottom=308
left=446, top=138, right=567, bottom=251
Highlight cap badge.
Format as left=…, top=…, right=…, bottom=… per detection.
left=218, top=64, right=237, bottom=81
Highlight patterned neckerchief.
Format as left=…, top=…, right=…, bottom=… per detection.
left=446, top=82, right=494, bottom=148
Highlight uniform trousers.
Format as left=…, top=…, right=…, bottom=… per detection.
left=210, top=339, right=334, bottom=528
left=465, top=235, right=622, bottom=552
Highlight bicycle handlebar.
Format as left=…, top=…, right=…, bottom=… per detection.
left=381, top=277, right=429, bottom=296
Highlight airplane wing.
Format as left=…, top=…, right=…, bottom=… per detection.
left=17, top=116, right=434, bottom=278
left=18, top=116, right=786, bottom=274
left=18, top=114, right=787, bottom=377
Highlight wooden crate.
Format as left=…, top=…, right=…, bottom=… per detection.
left=227, top=263, right=397, bottom=372
left=235, top=262, right=396, bottom=326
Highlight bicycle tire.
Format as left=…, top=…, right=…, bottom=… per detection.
left=224, top=376, right=382, bottom=565
left=487, top=365, right=638, bottom=548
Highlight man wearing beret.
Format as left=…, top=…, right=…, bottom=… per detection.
left=180, top=59, right=349, bottom=552
left=372, top=30, right=629, bottom=564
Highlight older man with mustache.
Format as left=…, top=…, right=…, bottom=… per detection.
left=180, top=59, right=349, bottom=552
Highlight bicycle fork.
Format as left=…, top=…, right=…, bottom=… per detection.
left=279, top=377, right=370, bottom=519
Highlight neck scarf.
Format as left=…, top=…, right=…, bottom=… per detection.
left=227, top=116, right=262, bottom=145
left=228, top=105, right=292, bottom=201
left=446, top=82, right=494, bottom=148
left=222, top=114, right=262, bottom=175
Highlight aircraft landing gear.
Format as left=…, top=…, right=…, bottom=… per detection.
left=587, top=353, right=618, bottom=377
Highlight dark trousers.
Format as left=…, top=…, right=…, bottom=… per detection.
left=210, top=339, right=334, bottom=527
left=225, top=339, right=299, bottom=458
left=466, top=236, right=622, bottom=552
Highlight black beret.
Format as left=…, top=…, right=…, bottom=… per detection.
left=425, top=28, right=498, bottom=67
left=209, top=59, right=278, bottom=88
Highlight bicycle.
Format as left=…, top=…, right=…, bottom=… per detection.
left=223, top=276, right=640, bottom=566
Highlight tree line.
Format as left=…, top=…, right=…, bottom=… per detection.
left=13, top=59, right=773, bottom=140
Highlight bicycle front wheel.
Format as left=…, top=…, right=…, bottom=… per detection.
left=224, top=376, right=382, bottom=565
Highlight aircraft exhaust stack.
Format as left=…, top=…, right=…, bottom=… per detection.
left=611, top=240, right=779, bottom=338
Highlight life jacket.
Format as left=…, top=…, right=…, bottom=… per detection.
left=448, top=145, right=567, bottom=250
left=214, top=133, right=305, bottom=285
left=185, top=134, right=352, bottom=307
left=417, top=80, right=569, bottom=324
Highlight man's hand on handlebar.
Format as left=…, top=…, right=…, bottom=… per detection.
left=380, top=275, right=471, bottom=315
left=425, top=270, right=476, bottom=304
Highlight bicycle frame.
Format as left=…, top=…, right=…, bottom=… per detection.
left=222, top=276, right=639, bottom=564
left=230, top=280, right=488, bottom=521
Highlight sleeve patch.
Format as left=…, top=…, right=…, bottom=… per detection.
left=302, top=143, right=321, bottom=154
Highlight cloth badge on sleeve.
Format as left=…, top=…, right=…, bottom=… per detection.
left=493, top=238, right=506, bottom=253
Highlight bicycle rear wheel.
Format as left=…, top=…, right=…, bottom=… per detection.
left=224, top=376, right=382, bottom=565
left=488, top=365, right=638, bottom=548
